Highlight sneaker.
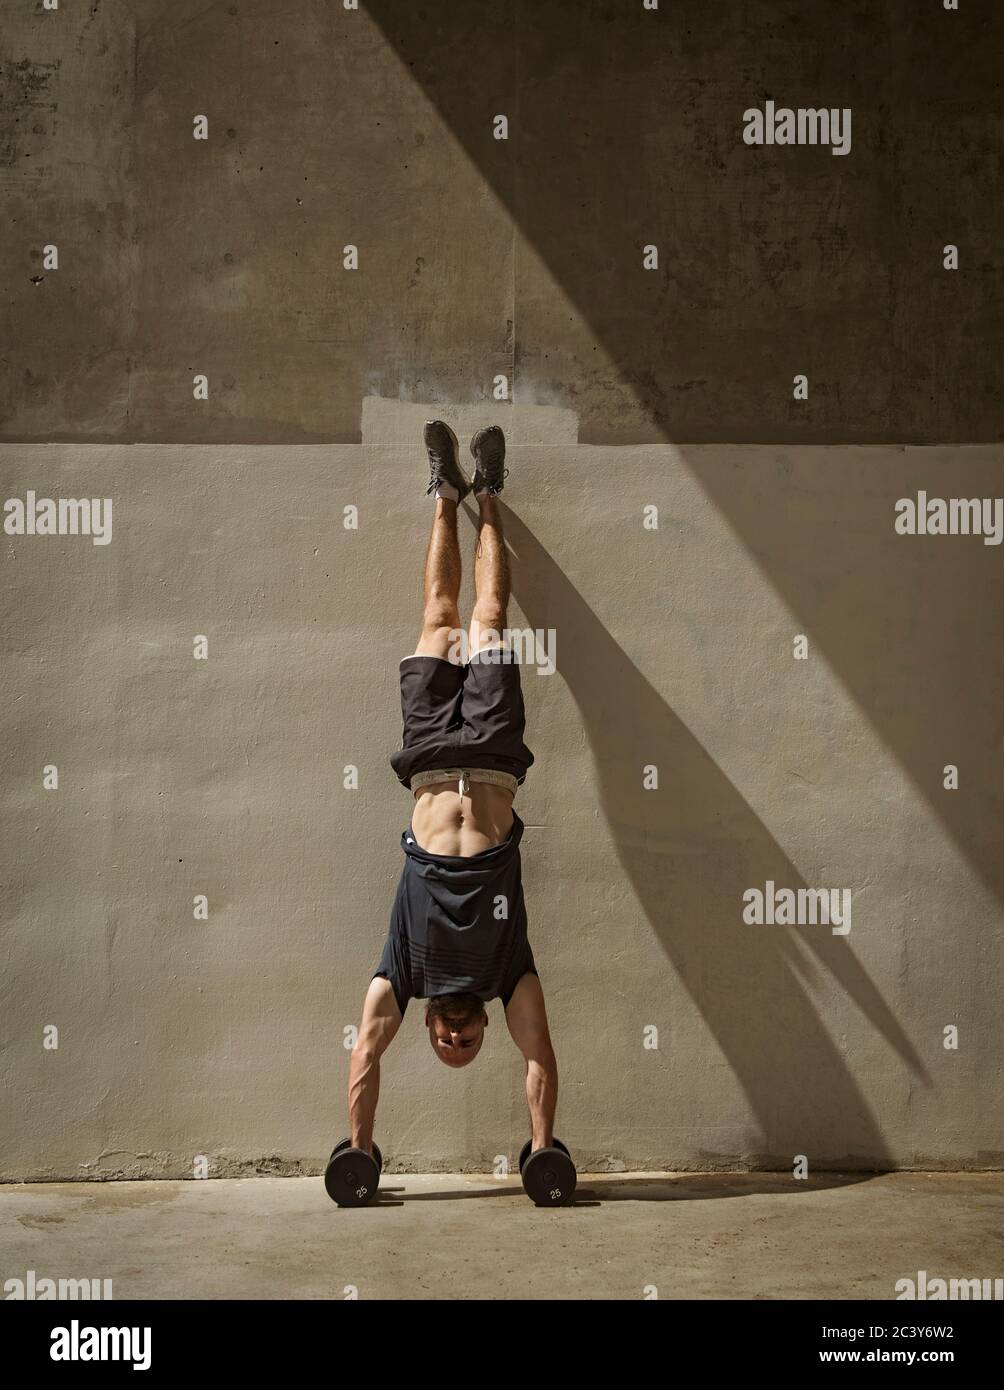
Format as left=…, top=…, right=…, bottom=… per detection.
left=470, top=425, right=508, bottom=496
left=424, top=420, right=471, bottom=500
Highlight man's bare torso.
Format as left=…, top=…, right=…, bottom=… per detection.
left=411, top=779, right=515, bottom=857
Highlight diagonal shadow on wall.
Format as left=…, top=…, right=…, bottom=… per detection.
left=501, top=505, right=930, bottom=1167
left=367, top=0, right=1004, bottom=914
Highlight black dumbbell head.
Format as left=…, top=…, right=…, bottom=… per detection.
left=520, top=1140, right=576, bottom=1206
left=324, top=1141, right=381, bottom=1207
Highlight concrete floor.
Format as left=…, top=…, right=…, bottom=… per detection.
left=2, top=1171, right=1002, bottom=1300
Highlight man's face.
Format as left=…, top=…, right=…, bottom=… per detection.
left=426, top=1014, right=487, bottom=1068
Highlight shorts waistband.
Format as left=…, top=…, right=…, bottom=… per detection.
left=410, top=767, right=519, bottom=796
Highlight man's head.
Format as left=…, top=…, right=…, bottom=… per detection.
left=425, top=993, right=488, bottom=1068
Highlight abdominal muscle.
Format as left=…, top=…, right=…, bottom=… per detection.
left=411, top=780, right=515, bottom=857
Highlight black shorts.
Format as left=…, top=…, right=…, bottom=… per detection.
left=390, top=652, right=535, bottom=789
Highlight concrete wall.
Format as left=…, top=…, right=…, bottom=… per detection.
left=1, top=1, right=1001, bottom=444
left=1, top=431, right=1002, bottom=1176
left=1, top=2, right=1001, bottom=1176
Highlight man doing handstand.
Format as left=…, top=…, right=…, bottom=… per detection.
left=348, top=421, right=558, bottom=1163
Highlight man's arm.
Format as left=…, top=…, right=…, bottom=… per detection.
left=504, top=972, right=558, bottom=1151
left=348, top=976, right=402, bottom=1154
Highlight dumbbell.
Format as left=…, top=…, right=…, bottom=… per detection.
left=518, top=1137, right=577, bottom=1207
left=324, top=1138, right=383, bottom=1207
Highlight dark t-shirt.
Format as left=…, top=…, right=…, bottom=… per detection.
left=374, top=813, right=537, bottom=1017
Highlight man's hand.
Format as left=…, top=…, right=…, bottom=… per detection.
left=348, top=977, right=401, bottom=1151
left=505, top=973, right=558, bottom=1151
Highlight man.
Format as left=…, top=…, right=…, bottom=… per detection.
left=347, top=420, right=558, bottom=1165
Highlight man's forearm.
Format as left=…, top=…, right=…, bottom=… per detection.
left=525, top=1051, right=558, bottom=1149
left=348, top=1047, right=381, bottom=1152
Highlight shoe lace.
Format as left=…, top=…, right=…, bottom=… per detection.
left=426, top=451, right=447, bottom=493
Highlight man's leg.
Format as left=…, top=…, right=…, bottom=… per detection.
left=470, top=492, right=510, bottom=656
left=389, top=421, right=471, bottom=789
left=416, top=497, right=463, bottom=662
left=457, top=428, right=534, bottom=784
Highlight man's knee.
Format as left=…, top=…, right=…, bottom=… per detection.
left=472, top=602, right=506, bottom=636
left=423, top=595, right=460, bottom=631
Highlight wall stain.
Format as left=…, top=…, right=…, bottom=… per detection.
left=0, top=56, right=60, bottom=167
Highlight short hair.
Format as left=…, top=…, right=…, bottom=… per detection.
left=426, top=992, right=486, bottom=1029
